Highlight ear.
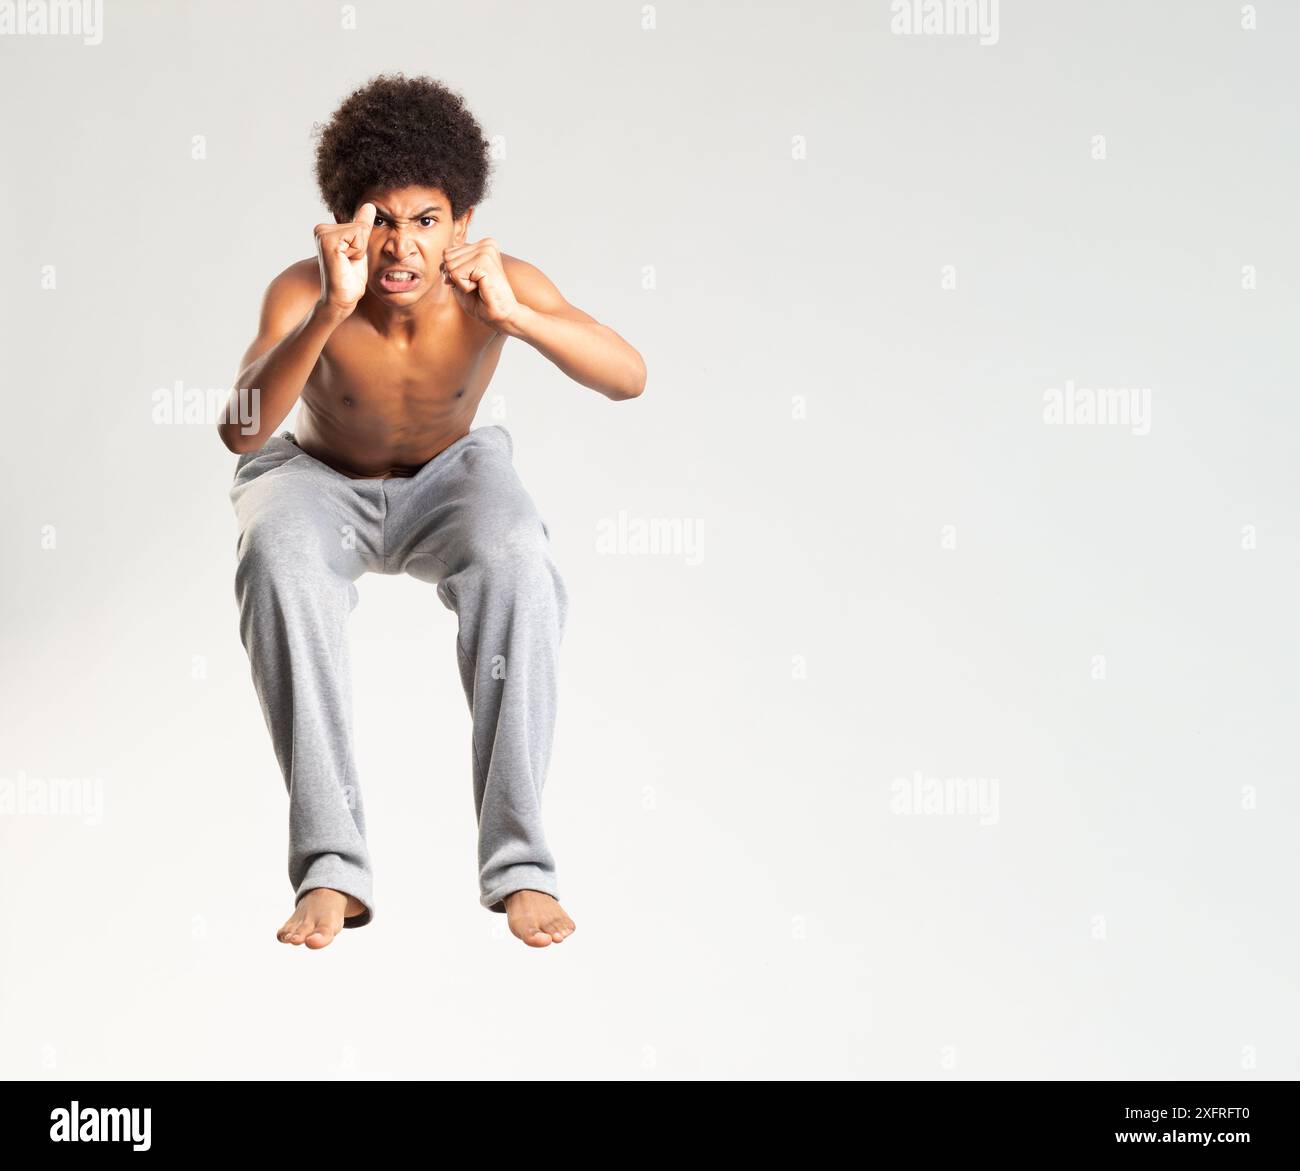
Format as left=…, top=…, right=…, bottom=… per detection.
left=455, top=206, right=475, bottom=243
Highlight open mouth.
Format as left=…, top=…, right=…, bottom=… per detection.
left=379, top=269, right=421, bottom=292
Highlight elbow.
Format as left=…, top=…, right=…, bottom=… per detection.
left=217, top=419, right=261, bottom=455
left=218, top=372, right=269, bottom=453
left=614, top=355, right=646, bottom=401
left=216, top=421, right=241, bottom=453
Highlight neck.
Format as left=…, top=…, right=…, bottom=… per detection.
left=356, top=283, right=453, bottom=340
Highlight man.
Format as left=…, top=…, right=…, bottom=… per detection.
left=217, top=74, right=645, bottom=951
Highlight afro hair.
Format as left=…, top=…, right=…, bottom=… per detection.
left=312, top=73, right=493, bottom=223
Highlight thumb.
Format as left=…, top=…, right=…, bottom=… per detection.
left=341, top=202, right=376, bottom=254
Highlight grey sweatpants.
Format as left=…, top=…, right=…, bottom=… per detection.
left=228, top=423, right=568, bottom=928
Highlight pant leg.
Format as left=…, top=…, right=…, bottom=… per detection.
left=229, top=436, right=382, bottom=928
left=387, top=425, right=569, bottom=913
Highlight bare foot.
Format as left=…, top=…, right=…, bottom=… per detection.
left=276, top=888, right=366, bottom=949
left=503, top=889, right=576, bottom=947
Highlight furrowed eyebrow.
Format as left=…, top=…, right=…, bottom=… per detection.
left=373, top=206, right=443, bottom=221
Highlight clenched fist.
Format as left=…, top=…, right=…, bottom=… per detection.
left=314, top=201, right=376, bottom=313
left=441, top=237, right=520, bottom=330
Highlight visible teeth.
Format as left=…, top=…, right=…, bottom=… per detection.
left=387, top=272, right=415, bottom=281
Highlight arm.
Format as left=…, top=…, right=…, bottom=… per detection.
left=218, top=203, right=377, bottom=453
left=217, top=263, right=342, bottom=453
left=440, top=242, right=646, bottom=401
left=501, top=256, right=646, bottom=400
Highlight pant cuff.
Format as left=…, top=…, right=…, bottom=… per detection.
left=295, top=853, right=374, bottom=929
left=481, top=866, right=560, bottom=914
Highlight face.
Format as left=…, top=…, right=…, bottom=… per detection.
left=344, top=184, right=472, bottom=303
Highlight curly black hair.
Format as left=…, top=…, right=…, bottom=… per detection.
left=312, top=73, right=493, bottom=223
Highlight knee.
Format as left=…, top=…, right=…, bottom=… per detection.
left=474, top=517, right=561, bottom=595
left=235, top=513, right=326, bottom=592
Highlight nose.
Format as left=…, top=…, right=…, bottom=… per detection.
left=382, top=225, right=417, bottom=259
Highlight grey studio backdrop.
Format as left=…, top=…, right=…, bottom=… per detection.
left=1, top=0, right=1296, bottom=1080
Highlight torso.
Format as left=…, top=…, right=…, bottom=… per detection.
left=286, top=258, right=507, bottom=478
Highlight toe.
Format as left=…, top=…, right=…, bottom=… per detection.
left=304, top=926, right=335, bottom=949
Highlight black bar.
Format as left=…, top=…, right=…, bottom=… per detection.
left=3, top=1079, right=1294, bottom=1156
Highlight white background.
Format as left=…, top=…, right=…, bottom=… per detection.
left=1, top=0, right=1296, bottom=1078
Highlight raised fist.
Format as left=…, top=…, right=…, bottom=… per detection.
left=313, top=201, right=376, bottom=312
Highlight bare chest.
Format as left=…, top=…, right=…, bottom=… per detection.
left=307, top=311, right=504, bottom=420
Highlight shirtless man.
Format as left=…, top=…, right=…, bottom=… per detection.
left=217, top=75, right=645, bottom=951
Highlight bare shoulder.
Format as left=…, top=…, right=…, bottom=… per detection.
left=264, top=257, right=321, bottom=308
left=251, top=258, right=320, bottom=334
left=238, top=258, right=322, bottom=373
left=500, top=252, right=546, bottom=297
left=500, top=252, right=539, bottom=278
left=500, top=252, right=558, bottom=296
left=501, top=252, right=596, bottom=323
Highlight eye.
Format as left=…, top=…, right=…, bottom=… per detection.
left=419, top=217, right=436, bottom=228
left=373, top=214, right=386, bottom=226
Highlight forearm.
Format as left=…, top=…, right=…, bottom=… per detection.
left=218, top=302, right=348, bottom=452
left=500, top=305, right=645, bottom=400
